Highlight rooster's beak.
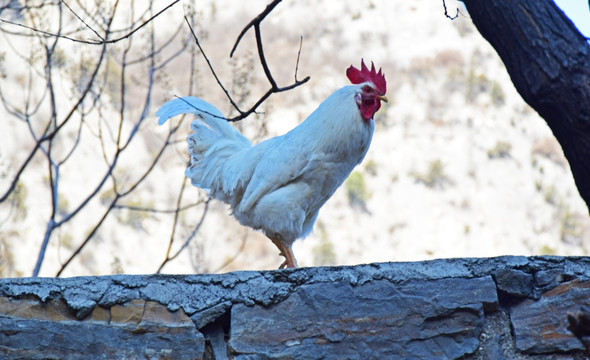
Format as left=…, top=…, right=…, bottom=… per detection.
left=377, top=95, right=388, bottom=103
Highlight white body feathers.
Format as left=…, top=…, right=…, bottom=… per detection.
left=156, top=85, right=374, bottom=246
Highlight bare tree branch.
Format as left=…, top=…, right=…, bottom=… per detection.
left=55, top=115, right=184, bottom=277
left=0, top=0, right=180, bottom=45
left=183, top=16, right=242, bottom=118
left=32, top=2, right=117, bottom=277
left=230, top=0, right=283, bottom=58
left=61, top=0, right=104, bottom=41
left=0, top=28, right=110, bottom=204
left=29, top=1, right=190, bottom=276
left=183, top=1, right=310, bottom=122
left=156, top=199, right=210, bottom=274
left=442, top=0, right=459, bottom=20
left=211, top=233, right=248, bottom=273
left=114, top=201, right=201, bottom=214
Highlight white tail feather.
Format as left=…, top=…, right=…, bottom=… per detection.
left=156, top=96, right=252, bottom=199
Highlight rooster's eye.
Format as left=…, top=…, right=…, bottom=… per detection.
left=362, top=85, right=372, bottom=93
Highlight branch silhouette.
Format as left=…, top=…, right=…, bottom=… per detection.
left=183, top=0, right=310, bottom=122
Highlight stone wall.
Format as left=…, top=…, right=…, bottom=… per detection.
left=1, top=256, right=589, bottom=359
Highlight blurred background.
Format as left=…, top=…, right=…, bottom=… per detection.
left=0, top=0, right=588, bottom=277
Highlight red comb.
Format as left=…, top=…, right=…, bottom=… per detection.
left=346, top=59, right=386, bottom=95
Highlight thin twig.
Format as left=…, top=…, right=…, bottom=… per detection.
left=0, top=0, right=180, bottom=45
left=174, top=95, right=227, bottom=120
left=295, top=35, right=303, bottom=82
left=56, top=119, right=183, bottom=277
left=184, top=2, right=310, bottom=122
left=442, top=0, right=459, bottom=20
left=55, top=198, right=115, bottom=277
left=33, top=2, right=67, bottom=277
left=211, top=233, right=248, bottom=273
left=61, top=0, right=104, bottom=41
left=0, top=20, right=110, bottom=204
left=114, top=200, right=202, bottom=214
left=183, top=16, right=243, bottom=115
left=156, top=199, right=210, bottom=273
left=230, top=0, right=283, bottom=57
left=157, top=176, right=190, bottom=274
left=254, top=23, right=277, bottom=89
left=32, top=2, right=115, bottom=276
left=52, top=2, right=173, bottom=276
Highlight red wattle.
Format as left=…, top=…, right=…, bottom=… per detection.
left=359, top=97, right=381, bottom=121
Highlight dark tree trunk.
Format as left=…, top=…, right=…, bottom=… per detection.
left=462, top=0, right=590, bottom=212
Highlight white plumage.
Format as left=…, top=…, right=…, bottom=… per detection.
left=156, top=61, right=386, bottom=268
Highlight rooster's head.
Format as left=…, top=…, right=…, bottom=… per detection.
left=347, top=59, right=387, bottom=121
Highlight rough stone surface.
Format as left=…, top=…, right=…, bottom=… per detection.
left=0, top=256, right=589, bottom=359
left=0, top=297, right=204, bottom=360
left=494, top=268, right=534, bottom=299
left=568, top=305, right=590, bottom=355
left=511, top=280, right=590, bottom=354
left=191, top=300, right=233, bottom=329
left=230, top=277, right=496, bottom=359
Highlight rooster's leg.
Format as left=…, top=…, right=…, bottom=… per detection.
left=269, top=237, right=298, bottom=269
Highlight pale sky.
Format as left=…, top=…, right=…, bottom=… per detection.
left=554, top=0, right=590, bottom=38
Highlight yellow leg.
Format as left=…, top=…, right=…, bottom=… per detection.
left=269, top=237, right=298, bottom=269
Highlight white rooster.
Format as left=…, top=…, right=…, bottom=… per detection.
left=156, top=60, right=387, bottom=268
